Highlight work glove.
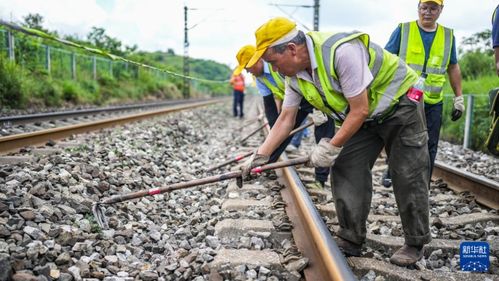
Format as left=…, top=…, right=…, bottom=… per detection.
left=451, top=95, right=465, bottom=121
left=241, top=150, right=270, bottom=179
left=309, top=138, right=342, bottom=168
left=311, top=109, right=328, bottom=126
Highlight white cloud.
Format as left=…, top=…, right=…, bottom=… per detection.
left=0, top=0, right=497, bottom=68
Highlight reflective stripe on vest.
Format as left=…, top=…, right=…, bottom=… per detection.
left=399, top=21, right=453, bottom=104
left=259, top=62, right=285, bottom=100
left=290, top=31, right=418, bottom=123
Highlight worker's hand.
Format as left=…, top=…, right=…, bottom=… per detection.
left=309, top=138, right=342, bottom=168
left=311, top=109, right=328, bottom=126
left=241, top=151, right=270, bottom=179
left=451, top=95, right=465, bottom=121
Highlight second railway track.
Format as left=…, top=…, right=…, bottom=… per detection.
left=0, top=98, right=224, bottom=154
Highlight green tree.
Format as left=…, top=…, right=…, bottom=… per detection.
left=458, top=30, right=494, bottom=79
left=87, top=27, right=122, bottom=55
left=460, top=29, right=493, bottom=54
left=22, top=13, right=46, bottom=32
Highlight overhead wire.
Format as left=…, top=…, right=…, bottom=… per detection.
left=0, top=19, right=229, bottom=84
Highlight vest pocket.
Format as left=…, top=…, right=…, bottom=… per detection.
left=428, top=56, right=443, bottom=67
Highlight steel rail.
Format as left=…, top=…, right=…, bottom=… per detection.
left=0, top=99, right=223, bottom=154
left=0, top=98, right=211, bottom=126
left=257, top=104, right=356, bottom=280
left=433, top=160, right=499, bottom=210
left=278, top=156, right=356, bottom=281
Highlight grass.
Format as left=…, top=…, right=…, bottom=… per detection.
left=440, top=75, right=496, bottom=152
left=0, top=55, right=184, bottom=110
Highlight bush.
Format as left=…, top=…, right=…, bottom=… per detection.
left=80, top=80, right=101, bottom=104
left=61, top=80, right=83, bottom=103
left=97, top=73, right=117, bottom=87
left=0, top=56, right=26, bottom=108
left=440, top=75, right=497, bottom=152
left=35, top=78, right=62, bottom=107
left=459, top=51, right=494, bottom=80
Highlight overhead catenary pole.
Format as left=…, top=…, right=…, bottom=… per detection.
left=183, top=5, right=190, bottom=99
left=269, top=1, right=320, bottom=31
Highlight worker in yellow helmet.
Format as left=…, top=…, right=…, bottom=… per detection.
left=381, top=0, right=464, bottom=188
left=241, top=17, right=430, bottom=266
left=234, top=45, right=334, bottom=189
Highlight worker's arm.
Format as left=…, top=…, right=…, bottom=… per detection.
left=447, top=63, right=463, bottom=97
left=330, top=90, right=369, bottom=147
left=257, top=106, right=298, bottom=155
left=275, top=98, right=283, bottom=113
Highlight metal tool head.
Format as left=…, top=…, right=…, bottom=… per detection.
left=236, top=176, right=243, bottom=188
left=92, top=203, right=109, bottom=230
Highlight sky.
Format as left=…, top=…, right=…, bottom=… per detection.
left=0, top=0, right=497, bottom=70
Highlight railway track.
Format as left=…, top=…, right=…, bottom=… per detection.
left=433, top=162, right=499, bottom=210
left=0, top=97, right=497, bottom=280
left=0, top=99, right=210, bottom=128
left=0, top=98, right=223, bottom=154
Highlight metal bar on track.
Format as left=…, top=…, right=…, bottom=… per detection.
left=0, top=98, right=215, bottom=125
left=258, top=105, right=357, bottom=280
left=280, top=156, right=357, bottom=281
left=433, top=161, right=499, bottom=210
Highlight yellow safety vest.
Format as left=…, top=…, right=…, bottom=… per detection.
left=289, top=31, right=418, bottom=123
left=399, top=21, right=453, bottom=104
left=258, top=62, right=285, bottom=100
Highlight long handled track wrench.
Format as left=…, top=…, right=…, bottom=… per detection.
left=239, top=122, right=269, bottom=144
left=92, top=156, right=309, bottom=229
left=207, top=120, right=314, bottom=173
left=238, top=114, right=264, bottom=130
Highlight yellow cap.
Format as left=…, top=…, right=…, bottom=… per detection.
left=233, top=45, right=256, bottom=76
left=420, top=0, right=443, bottom=5
left=247, top=17, right=297, bottom=68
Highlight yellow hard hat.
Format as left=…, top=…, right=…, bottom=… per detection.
left=233, top=45, right=256, bottom=76
left=247, top=17, right=297, bottom=68
left=420, top=0, right=443, bottom=5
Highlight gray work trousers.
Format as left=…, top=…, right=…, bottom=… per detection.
left=331, top=95, right=431, bottom=247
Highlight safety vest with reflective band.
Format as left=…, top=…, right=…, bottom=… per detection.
left=258, top=62, right=285, bottom=100
left=288, top=31, right=418, bottom=123
left=231, top=74, right=245, bottom=91
left=399, top=21, right=453, bottom=104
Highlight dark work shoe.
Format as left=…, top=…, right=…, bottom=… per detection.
left=335, top=237, right=362, bottom=257
left=389, top=245, right=424, bottom=266
left=382, top=170, right=392, bottom=188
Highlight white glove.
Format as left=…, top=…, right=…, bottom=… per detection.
left=311, top=109, right=328, bottom=126
left=241, top=150, right=270, bottom=178
left=309, top=138, right=342, bottom=168
left=451, top=95, right=465, bottom=121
